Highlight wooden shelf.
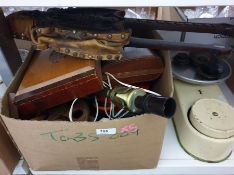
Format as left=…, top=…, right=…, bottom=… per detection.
left=1, top=0, right=234, bottom=7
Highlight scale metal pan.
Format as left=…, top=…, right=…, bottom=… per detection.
left=172, top=55, right=232, bottom=85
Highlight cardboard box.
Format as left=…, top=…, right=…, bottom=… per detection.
left=0, top=8, right=174, bottom=169
left=0, top=118, right=20, bottom=175
left=0, top=39, right=31, bottom=175
left=0, top=48, right=173, bottom=171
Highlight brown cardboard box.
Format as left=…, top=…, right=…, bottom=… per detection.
left=0, top=39, right=31, bottom=175
left=0, top=119, right=20, bottom=175
left=0, top=49, right=173, bottom=171
left=0, top=8, right=174, bottom=171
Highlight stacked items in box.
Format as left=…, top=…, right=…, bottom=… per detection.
left=0, top=7, right=176, bottom=171
left=1, top=7, right=234, bottom=171
left=6, top=8, right=175, bottom=122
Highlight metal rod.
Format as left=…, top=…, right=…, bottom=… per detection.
left=129, top=37, right=232, bottom=55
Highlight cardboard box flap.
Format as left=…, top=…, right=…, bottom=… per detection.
left=153, top=51, right=174, bottom=97
left=0, top=120, right=20, bottom=174
left=0, top=38, right=32, bottom=175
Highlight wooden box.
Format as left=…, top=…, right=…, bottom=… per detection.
left=14, top=50, right=103, bottom=118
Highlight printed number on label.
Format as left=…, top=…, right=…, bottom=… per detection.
left=96, top=128, right=116, bottom=135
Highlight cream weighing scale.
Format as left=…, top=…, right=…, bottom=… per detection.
left=172, top=53, right=234, bottom=162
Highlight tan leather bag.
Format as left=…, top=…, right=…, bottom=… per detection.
left=30, top=27, right=130, bottom=60
left=7, top=10, right=131, bottom=60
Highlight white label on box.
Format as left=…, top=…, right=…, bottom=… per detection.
left=96, top=128, right=116, bottom=135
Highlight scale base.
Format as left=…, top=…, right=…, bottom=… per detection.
left=173, top=79, right=234, bottom=162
